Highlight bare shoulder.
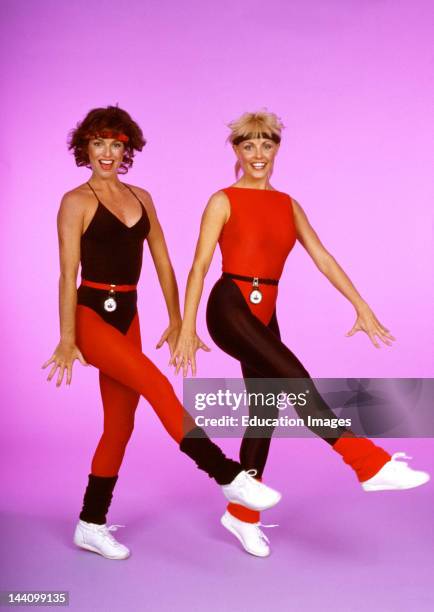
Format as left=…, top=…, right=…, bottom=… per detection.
left=206, top=189, right=230, bottom=212
left=60, top=184, right=86, bottom=204
left=124, top=183, right=154, bottom=213
left=125, top=183, right=152, bottom=201
left=208, top=189, right=229, bottom=202
left=288, top=195, right=305, bottom=218
left=196, top=190, right=228, bottom=227
left=58, top=184, right=92, bottom=221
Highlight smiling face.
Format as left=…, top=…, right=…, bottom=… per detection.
left=233, top=138, right=279, bottom=182
left=87, top=137, right=125, bottom=176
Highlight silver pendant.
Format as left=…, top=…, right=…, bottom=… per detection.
left=249, top=289, right=262, bottom=304
left=103, top=286, right=117, bottom=312
left=104, top=296, right=117, bottom=312
left=249, top=277, right=262, bottom=304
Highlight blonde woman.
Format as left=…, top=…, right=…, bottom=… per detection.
left=172, top=110, right=429, bottom=557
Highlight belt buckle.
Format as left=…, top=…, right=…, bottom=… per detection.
left=103, top=284, right=117, bottom=312
left=249, top=276, right=262, bottom=304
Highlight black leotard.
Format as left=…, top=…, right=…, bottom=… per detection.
left=76, top=183, right=150, bottom=334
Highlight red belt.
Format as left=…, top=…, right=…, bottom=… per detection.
left=81, top=279, right=137, bottom=292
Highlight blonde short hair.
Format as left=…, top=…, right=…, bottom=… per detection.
left=227, top=110, right=284, bottom=145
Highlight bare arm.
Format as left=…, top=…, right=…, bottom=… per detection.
left=135, top=187, right=184, bottom=358
left=140, top=189, right=182, bottom=324
left=172, top=191, right=230, bottom=375
left=291, top=198, right=368, bottom=310
left=57, top=193, right=83, bottom=343
left=291, top=197, right=396, bottom=348
left=41, top=191, right=88, bottom=385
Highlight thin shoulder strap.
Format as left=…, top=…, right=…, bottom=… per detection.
left=123, top=183, right=144, bottom=205
left=87, top=181, right=99, bottom=201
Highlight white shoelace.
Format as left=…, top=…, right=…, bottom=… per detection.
left=245, top=469, right=261, bottom=487
left=230, top=469, right=259, bottom=491
left=255, top=522, right=279, bottom=545
left=95, top=524, right=125, bottom=547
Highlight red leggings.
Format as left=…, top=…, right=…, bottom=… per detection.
left=75, top=305, right=194, bottom=477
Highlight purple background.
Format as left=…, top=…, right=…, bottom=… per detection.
left=1, top=1, right=433, bottom=610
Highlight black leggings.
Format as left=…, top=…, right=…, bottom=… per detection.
left=206, top=276, right=351, bottom=478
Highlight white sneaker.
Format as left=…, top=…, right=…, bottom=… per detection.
left=221, top=469, right=281, bottom=511
left=73, top=520, right=130, bottom=560
left=361, top=453, right=430, bottom=492
left=221, top=511, right=278, bottom=557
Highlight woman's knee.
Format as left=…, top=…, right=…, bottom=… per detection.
left=279, top=363, right=310, bottom=379
left=102, top=424, right=135, bottom=446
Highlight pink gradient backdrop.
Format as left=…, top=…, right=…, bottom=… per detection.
left=1, top=1, right=433, bottom=610
left=2, top=0, right=432, bottom=433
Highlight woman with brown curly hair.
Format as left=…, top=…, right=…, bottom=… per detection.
left=172, top=110, right=430, bottom=558
left=42, top=105, right=281, bottom=560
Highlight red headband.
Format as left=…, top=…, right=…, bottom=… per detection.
left=86, top=129, right=129, bottom=143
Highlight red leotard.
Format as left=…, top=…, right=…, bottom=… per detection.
left=218, top=187, right=297, bottom=325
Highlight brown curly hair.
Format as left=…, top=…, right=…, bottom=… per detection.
left=68, top=105, right=146, bottom=174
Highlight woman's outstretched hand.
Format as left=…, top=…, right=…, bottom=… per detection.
left=41, top=341, right=88, bottom=387
left=346, top=304, right=396, bottom=348
left=156, top=322, right=182, bottom=362
left=170, top=329, right=211, bottom=377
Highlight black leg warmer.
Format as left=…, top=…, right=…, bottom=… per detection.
left=79, top=473, right=118, bottom=525
left=179, top=427, right=242, bottom=485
